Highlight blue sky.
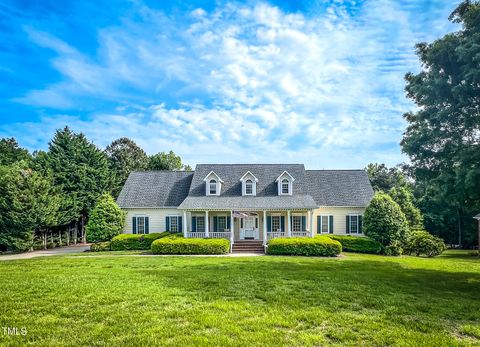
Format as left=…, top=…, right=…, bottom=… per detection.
left=0, top=0, right=459, bottom=169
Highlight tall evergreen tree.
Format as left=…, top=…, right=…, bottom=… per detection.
left=34, top=127, right=111, bottom=242
left=0, top=138, right=30, bottom=165
left=105, top=137, right=148, bottom=197
left=401, top=1, right=480, bottom=246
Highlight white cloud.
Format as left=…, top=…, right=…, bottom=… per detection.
left=7, top=0, right=460, bottom=168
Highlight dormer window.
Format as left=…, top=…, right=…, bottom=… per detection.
left=204, top=171, right=223, bottom=196
left=275, top=170, right=295, bottom=195
left=209, top=179, right=217, bottom=195
left=245, top=179, right=253, bottom=195
left=240, top=171, right=258, bottom=196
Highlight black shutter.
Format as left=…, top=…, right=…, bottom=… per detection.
left=213, top=216, right=218, bottom=232
left=132, top=217, right=137, bottom=234
left=329, top=216, right=334, bottom=234
left=178, top=216, right=183, bottom=233
left=165, top=216, right=170, bottom=232
left=191, top=216, right=197, bottom=232
left=346, top=215, right=350, bottom=234
left=145, top=217, right=149, bottom=234
left=317, top=216, right=321, bottom=234
left=359, top=215, right=363, bottom=234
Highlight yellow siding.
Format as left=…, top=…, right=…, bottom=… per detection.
left=123, top=209, right=183, bottom=233
left=312, top=207, right=366, bottom=236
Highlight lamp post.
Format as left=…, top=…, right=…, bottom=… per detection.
left=474, top=214, right=480, bottom=251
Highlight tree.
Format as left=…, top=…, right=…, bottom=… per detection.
left=401, top=1, right=480, bottom=246
left=0, top=164, right=60, bottom=251
left=365, top=163, right=410, bottom=192
left=105, top=138, right=148, bottom=197
left=148, top=150, right=189, bottom=171
left=363, top=192, right=409, bottom=248
left=86, top=194, right=125, bottom=243
left=0, top=138, right=30, bottom=165
left=389, top=187, right=423, bottom=229
left=33, top=127, right=111, bottom=243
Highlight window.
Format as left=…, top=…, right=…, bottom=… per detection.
left=321, top=215, right=329, bottom=233
left=134, top=216, right=148, bottom=234
left=209, top=179, right=217, bottom=195
left=169, top=216, right=179, bottom=233
left=271, top=216, right=281, bottom=232
left=245, top=179, right=253, bottom=195
left=196, top=216, right=205, bottom=232
left=292, top=215, right=302, bottom=232
left=350, top=215, right=359, bottom=233
left=218, top=216, right=227, bottom=231
left=281, top=179, right=290, bottom=194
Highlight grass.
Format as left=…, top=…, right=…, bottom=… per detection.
left=0, top=250, right=479, bottom=346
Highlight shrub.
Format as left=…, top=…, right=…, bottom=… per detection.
left=110, top=232, right=170, bottom=251
left=404, top=230, right=446, bottom=257
left=151, top=237, right=230, bottom=255
left=86, top=194, right=126, bottom=243
left=267, top=236, right=341, bottom=257
left=384, top=240, right=403, bottom=256
left=90, top=241, right=111, bottom=252
left=326, top=235, right=382, bottom=254
left=363, top=192, right=409, bottom=248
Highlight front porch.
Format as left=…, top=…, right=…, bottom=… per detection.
left=180, top=209, right=315, bottom=245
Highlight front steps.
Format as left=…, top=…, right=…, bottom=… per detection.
left=232, top=241, right=265, bottom=254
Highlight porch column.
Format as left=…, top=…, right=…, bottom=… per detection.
left=183, top=210, right=188, bottom=238
left=287, top=210, right=292, bottom=237
left=205, top=210, right=209, bottom=237
left=230, top=210, right=234, bottom=246
left=309, top=210, right=314, bottom=237
left=263, top=210, right=267, bottom=245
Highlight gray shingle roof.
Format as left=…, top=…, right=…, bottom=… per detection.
left=117, top=171, right=193, bottom=208
left=306, top=170, right=374, bottom=206
left=117, top=165, right=374, bottom=209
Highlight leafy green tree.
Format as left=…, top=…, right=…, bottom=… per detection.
left=86, top=194, right=125, bottom=243
left=363, top=192, right=409, bottom=248
left=148, top=150, right=189, bottom=171
left=105, top=137, right=148, bottom=197
left=365, top=163, right=410, bottom=192
left=33, top=127, right=112, bottom=242
left=389, top=187, right=423, bottom=229
left=0, top=138, right=30, bottom=165
left=401, top=1, right=480, bottom=246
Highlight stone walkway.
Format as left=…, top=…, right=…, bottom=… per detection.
left=0, top=244, right=90, bottom=261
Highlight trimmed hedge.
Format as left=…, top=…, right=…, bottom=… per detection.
left=326, top=235, right=382, bottom=254
left=267, top=236, right=341, bottom=256
left=110, top=232, right=171, bottom=251
left=90, top=241, right=111, bottom=252
left=151, top=237, right=230, bottom=255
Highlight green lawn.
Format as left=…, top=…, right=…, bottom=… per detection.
left=1, top=251, right=480, bottom=346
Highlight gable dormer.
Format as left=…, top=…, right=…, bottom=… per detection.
left=240, top=171, right=258, bottom=196
left=203, top=171, right=223, bottom=196
left=275, top=171, right=295, bottom=196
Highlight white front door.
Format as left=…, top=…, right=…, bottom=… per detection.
left=240, top=216, right=259, bottom=240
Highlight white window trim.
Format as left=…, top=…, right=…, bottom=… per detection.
left=320, top=215, right=330, bottom=234
left=271, top=215, right=281, bottom=233
left=279, top=178, right=292, bottom=195
left=216, top=215, right=228, bottom=232
left=275, top=171, right=294, bottom=196
left=240, top=172, right=258, bottom=196
left=134, top=215, right=147, bottom=234
left=348, top=214, right=362, bottom=234
left=194, top=215, right=205, bottom=233
left=168, top=215, right=181, bottom=233
left=292, top=215, right=302, bottom=232
left=208, top=179, right=218, bottom=195
left=204, top=171, right=223, bottom=196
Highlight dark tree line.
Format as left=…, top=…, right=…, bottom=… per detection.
left=0, top=128, right=190, bottom=252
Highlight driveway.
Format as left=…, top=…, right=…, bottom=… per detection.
left=0, top=244, right=90, bottom=261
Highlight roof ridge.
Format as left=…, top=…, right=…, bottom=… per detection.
left=306, top=169, right=366, bottom=172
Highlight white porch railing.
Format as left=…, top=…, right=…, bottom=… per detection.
left=209, top=232, right=231, bottom=239
left=267, top=232, right=286, bottom=240
left=186, top=232, right=231, bottom=239
left=187, top=232, right=206, bottom=238
left=292, top=231, right=309, bottom=237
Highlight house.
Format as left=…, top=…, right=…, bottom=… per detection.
left=117, top=164, right=374, bottom=249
